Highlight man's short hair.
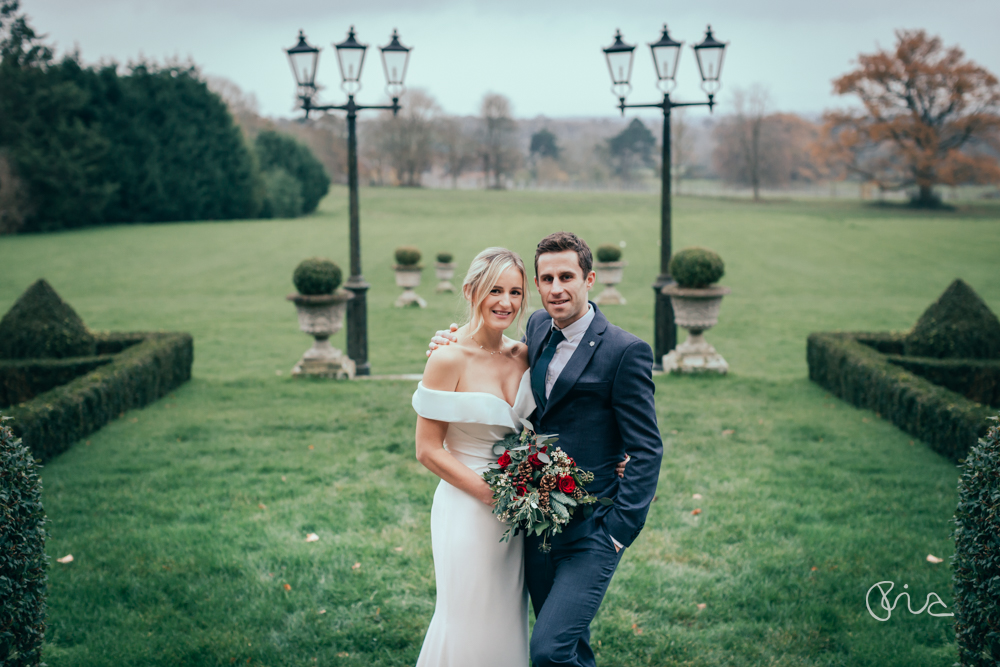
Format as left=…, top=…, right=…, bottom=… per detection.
left=534, top=231, right=593, bottom=277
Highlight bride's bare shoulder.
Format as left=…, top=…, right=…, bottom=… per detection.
left=423, top=343, right=469, bottom=391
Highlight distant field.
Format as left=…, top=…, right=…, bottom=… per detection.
left=1, top=190, right=997, bottom=666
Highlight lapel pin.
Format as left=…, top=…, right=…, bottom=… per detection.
left=589, top=341, right=595, bottom=346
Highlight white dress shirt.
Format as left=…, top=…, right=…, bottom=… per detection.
left=542, top=304, right=624, bottom=552
left=543, top=304, right=595, bottom=399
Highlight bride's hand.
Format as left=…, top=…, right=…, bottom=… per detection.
left=426, top=323, right=460, bottom=357
left=616, top=453, right=630, bottom=478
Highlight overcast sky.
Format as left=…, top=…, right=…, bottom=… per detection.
left=26, top=0, right=1000, bottom=122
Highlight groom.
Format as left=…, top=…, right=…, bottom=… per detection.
left=432, top=232, right=663, bottom=667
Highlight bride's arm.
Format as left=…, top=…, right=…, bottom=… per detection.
left=415, top=346, right=494, bottom=506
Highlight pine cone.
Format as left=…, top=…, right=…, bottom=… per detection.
left=572, top=487, right=584, bottom=500
left=538, top=491, right=550, bottom=510
left=540, top=475, right=557, bottom=491
left=517, top=461, right=533, bottom=477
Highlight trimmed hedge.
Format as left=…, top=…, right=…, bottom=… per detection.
left=0, top=415, right=48, bottom=666
left=4, top=332, right=193, bottom=462
left=906, top=279, right=1000, bottom=360
left=293, top=258, right=343, bottom=296
left=0, top=356, right=115, bottom=408
left=886, top=357, right=1000, bottom=408
left=808, top=332, right=993, bottom=462
left=0, top=279, right=96, bottom=360
left=669, top=247, right=724, bottom=289
left=952, top=416, right=1000, bottom=665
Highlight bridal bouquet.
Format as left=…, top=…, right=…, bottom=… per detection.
left=483, top=419, right=611, bottom=552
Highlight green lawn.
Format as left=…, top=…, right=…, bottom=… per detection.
left=1, top=189, right=998, bottom=666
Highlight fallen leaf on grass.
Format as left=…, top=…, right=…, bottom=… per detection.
left=283, top=583, right=292, bottom=591
left=811, top=566, right=818, bottom=571
left=57, top=554, right=73, bottom=564
left=258, top=503, right=267, bottom=510
left=909, top=441, right=914, bottom=446
left=281, top=476, right=287, bottom=482
left=927, top=554, right=943, bottom=564
left=131, top=418, right=139, bottom=423
left=691, top=508, right=701, bottom=515
left=308, top=445, right=314, bottom=450
left=631, top=623, right=643, bottom=635
left=670, top=430, right=678, bottom=435
left=692, top=493, right=702, bottom=500
left=721, top=429, right=734, bottom=436
left=318, top=609, right=326, bottom=614
left=306, top=533, right=319, bottom=542
left=337, top=653, right=349, bottom=658
left=394, top=547, right=403, bottom=552
left=758, top=418, right=764, bottom=424
left=696, top=603, right=707, bottom=611
left=85, top=440, right=91, bottom=446
left=351, top=562, right=361, bottom=570
left=862, top=417, right=869, bottom=423
left=275, top=370, right=283, bottom=376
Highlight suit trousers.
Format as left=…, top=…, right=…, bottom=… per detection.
left=524, top=525, right=623, bottom=667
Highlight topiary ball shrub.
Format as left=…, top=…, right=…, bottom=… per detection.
left=395, top=247, right=421, bottom=267
left=596, top=244, right=622, bottom=263
left=0, top=279, right=96, bottom=360
left=0, top=415, right=48, bottom=666
left=906, top=279, right=1000, bottom=360
left=436, top=252, right=453, bottom=264
left=953, top=415, right=1000, bottom=665
left=669, top=247, right=725, bottom=289
left=293, top=258, right=342, bottom=296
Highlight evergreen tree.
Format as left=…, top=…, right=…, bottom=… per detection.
left=254, top=130, right=329, bottom=214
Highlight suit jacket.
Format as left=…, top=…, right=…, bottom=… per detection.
left=526, top=302, right=662, bottom=548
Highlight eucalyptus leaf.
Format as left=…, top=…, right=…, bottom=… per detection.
left=582, top=505, right=594, bottom=518
left=537, top=452, right=551, bottom=464
left=550, top=491, right=577, bottom=507
left=598, top=497, right=615, bottom=506
left=492, top=443, right=507, bottom=456
left=512, top=445, right=530, bottom=452
left=540, top=437, right=560, bottom=445
left=519, top=418, right=534, bottom=432
left=487, top=463, right=501, bottom=469
left=550, top=500, right=570, bottom=520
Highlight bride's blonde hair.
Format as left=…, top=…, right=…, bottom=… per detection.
left=462, top=247, right=529, bottom=339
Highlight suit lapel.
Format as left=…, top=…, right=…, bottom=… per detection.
left=543, top=303, right=608, bottom=416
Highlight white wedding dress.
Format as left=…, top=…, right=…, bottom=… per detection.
left=411, top=369, right=535, bottom=667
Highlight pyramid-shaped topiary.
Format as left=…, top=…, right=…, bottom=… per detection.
left=905, top=279, right=1000, bottom=359
left=0, top=279, right=96, bottom=360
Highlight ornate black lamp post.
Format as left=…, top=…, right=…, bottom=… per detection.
left=603, top=25, right=727, bottom=370
left=285, top=27, right=412, bottom=376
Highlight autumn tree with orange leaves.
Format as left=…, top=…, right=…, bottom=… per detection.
left=822, top=29, right=1000, bottom=207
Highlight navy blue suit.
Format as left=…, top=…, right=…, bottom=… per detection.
left=524, top=303, right=662, bottom=667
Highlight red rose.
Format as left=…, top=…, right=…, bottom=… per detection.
left=528, top=453, right=544, bottom=469
left=538, top=445, right=548, bottom=453
left=497, top=451, right=512, bottom=468
left=516, top=485, right=528, bottom=497
left=558, top=476, right=576, bottom=494
left=567, top=457, right=576, bottom=467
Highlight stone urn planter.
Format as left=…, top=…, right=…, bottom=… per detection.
left=435, top=262, right=457, bottom=293
left=661, top=284, right=730, bottom=374
left=394, top=246, right=427, bottom=308
left=287, top=292, right=355, bottom=379
left=394, top=266, right=427, bottom=307
left=593, top=261, right=628, bottom=305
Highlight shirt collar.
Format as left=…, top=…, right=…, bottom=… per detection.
left=551, top=304, right=594, bottom=344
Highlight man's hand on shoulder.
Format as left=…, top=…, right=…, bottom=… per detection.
left=426, top=323, right=459, bottom=357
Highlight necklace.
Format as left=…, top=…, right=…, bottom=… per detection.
left=473, top=336, right=504, bottom=355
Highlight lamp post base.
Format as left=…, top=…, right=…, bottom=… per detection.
left=344, top=276, right=370, bottom=377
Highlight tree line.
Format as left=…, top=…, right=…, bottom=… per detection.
left=0, top=0, right=329, bottom=234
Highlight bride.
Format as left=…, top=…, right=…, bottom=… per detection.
left=411, top=247, right=628, bottom=665
left=411, top=247, right=534, bottom=666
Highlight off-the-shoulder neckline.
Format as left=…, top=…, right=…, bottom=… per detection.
left=418, top=369, right=529, bottom=410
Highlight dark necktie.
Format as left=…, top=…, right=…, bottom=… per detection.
left=531, top=328, right=565, bottom=411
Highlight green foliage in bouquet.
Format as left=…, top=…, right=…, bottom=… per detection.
left=436, top=252, right=453, bottom=264
left=395, top=246, right=421, bottom=267
left=0, top=415, right=49, bottom=666
left=483, top=419, right=611, bottom=552
left=293, top=258, right=342, bottom=296
left=952, top=415, right=1000, bottom=665
left=596, top=244, right=622, bottom=262
left=669, top=247, right=725, bottom=289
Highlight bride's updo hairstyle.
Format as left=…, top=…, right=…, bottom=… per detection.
left=462, top=247, right=529, bottom=338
